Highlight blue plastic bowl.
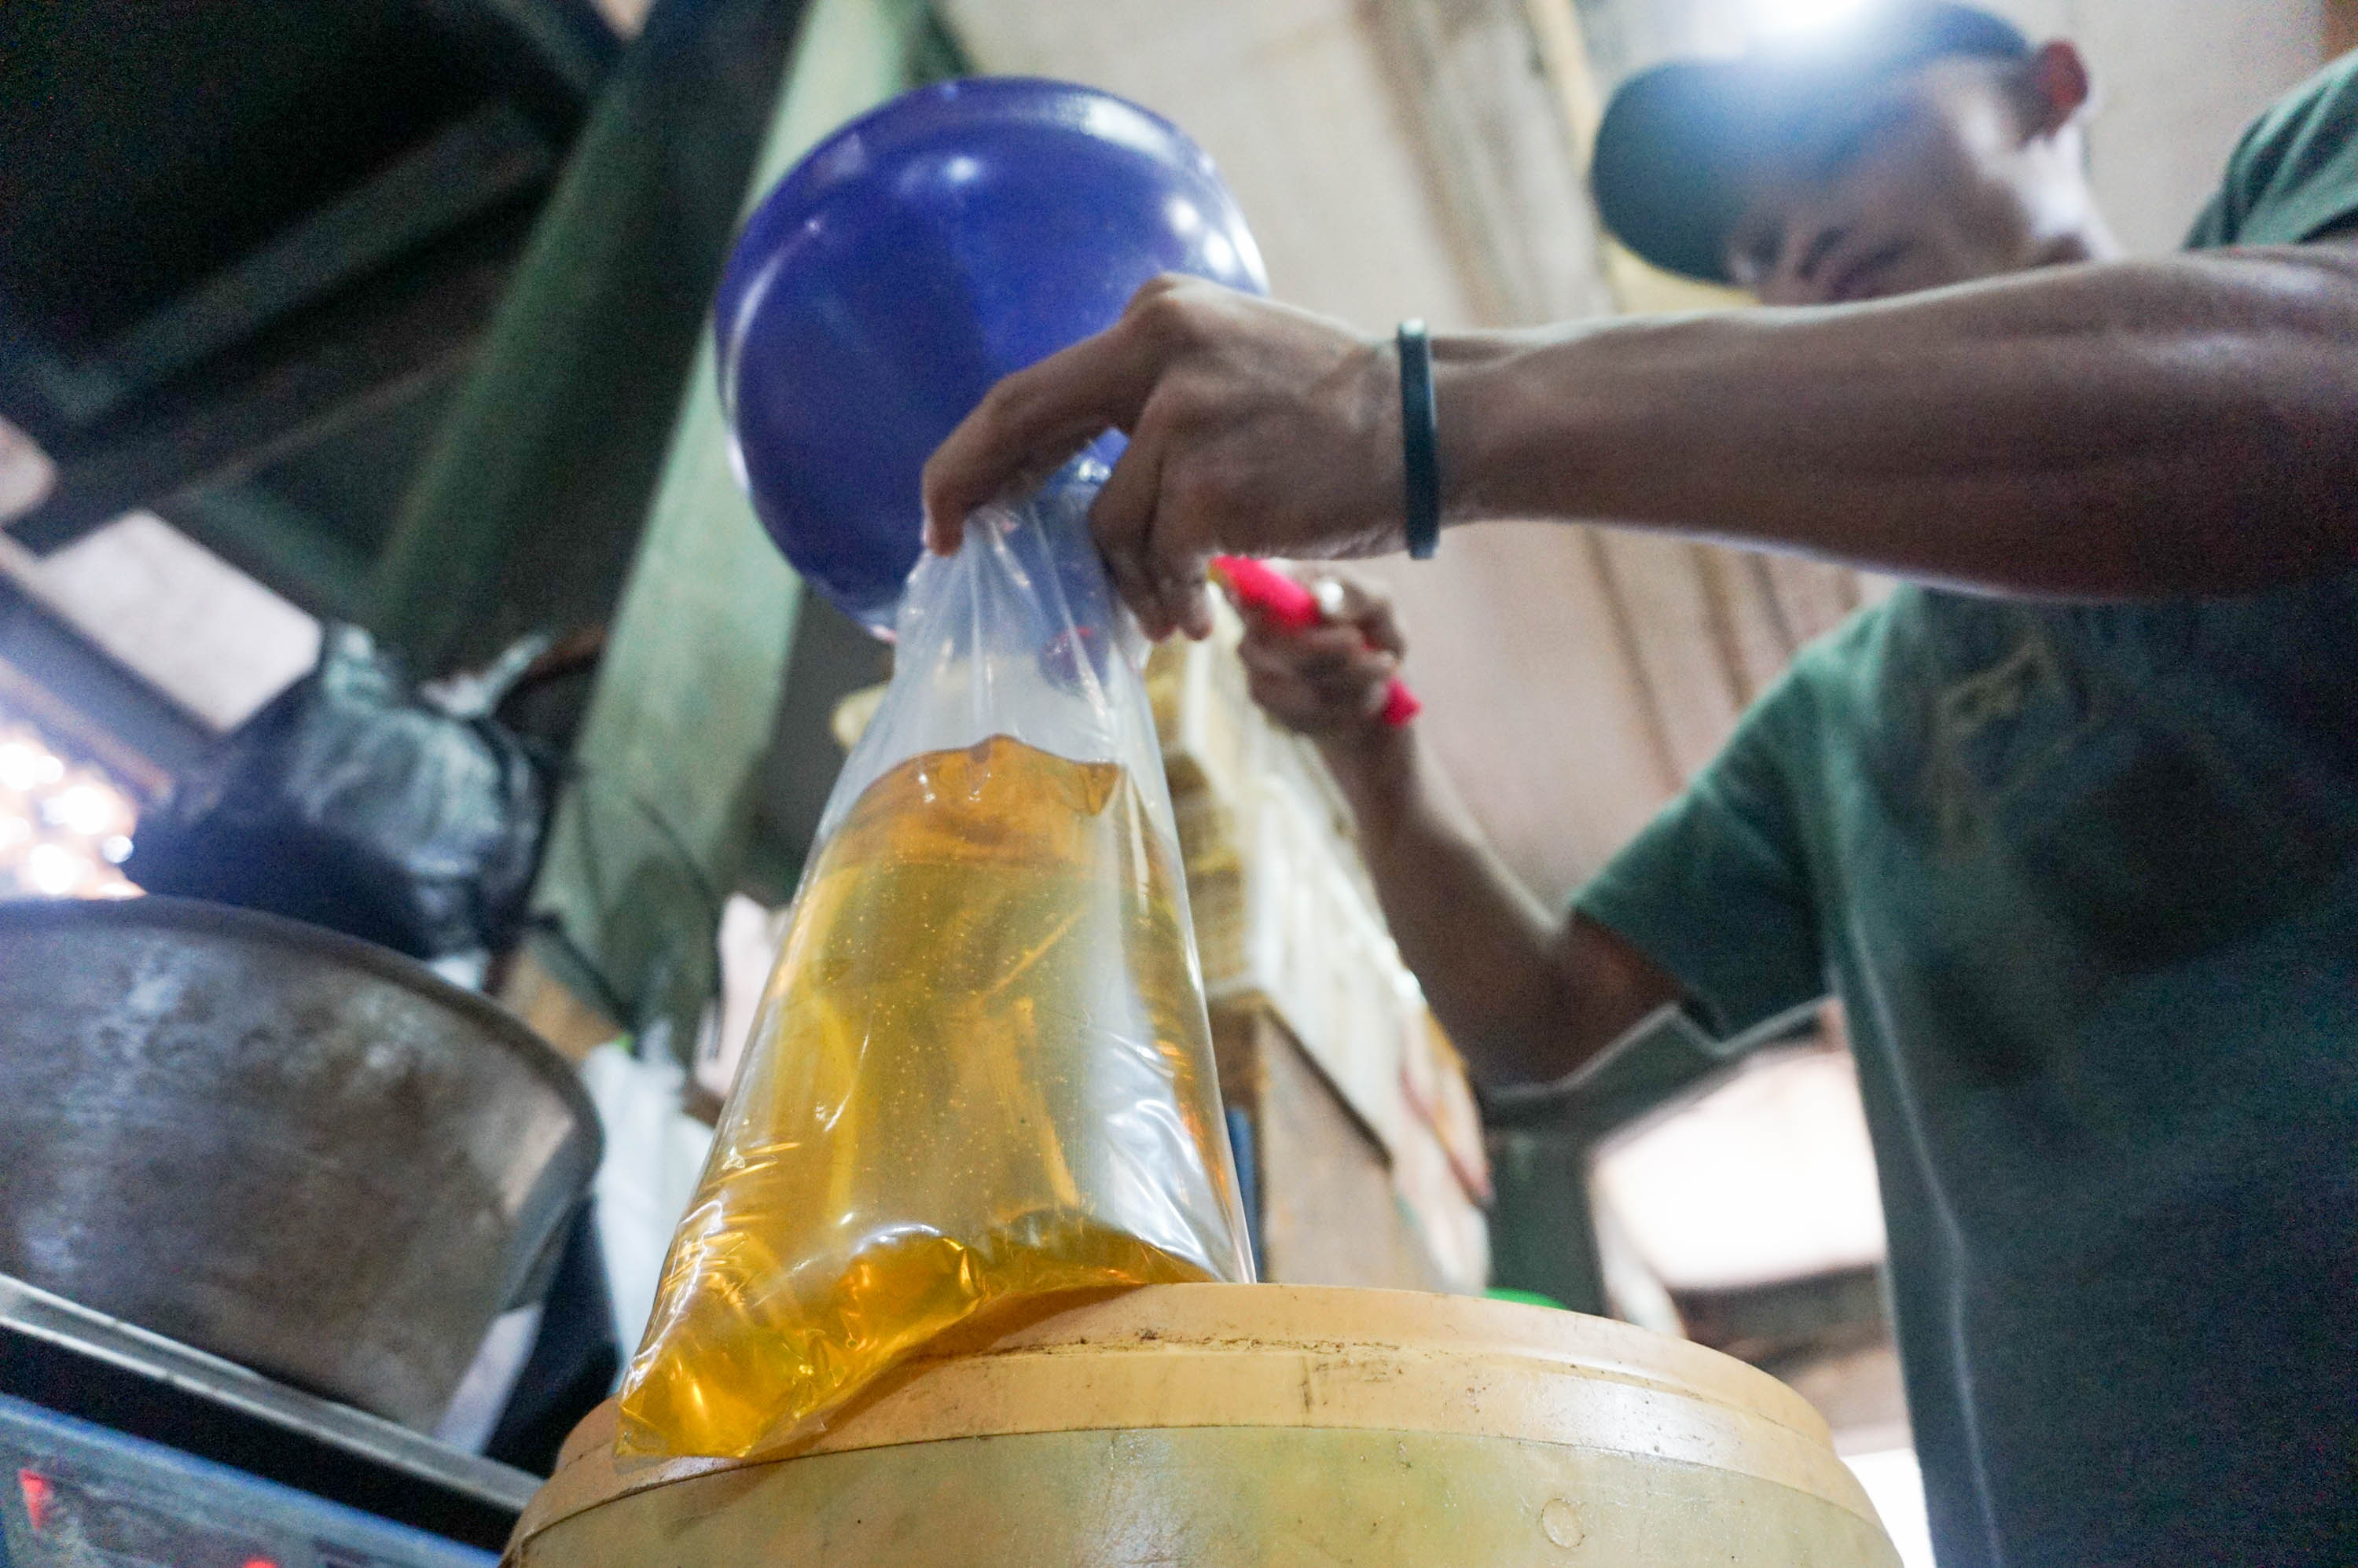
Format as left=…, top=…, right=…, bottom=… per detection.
left=714, top=77, right=1269, bottom=633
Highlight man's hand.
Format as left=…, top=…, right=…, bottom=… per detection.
left=921, top=276, right=1405, bottom=641
left=930, top=248, right=2358, bottom=610
left=1232, top=570, right=1408, bottom=744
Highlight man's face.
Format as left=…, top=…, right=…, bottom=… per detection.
left=1723, top=53, right=2092, bottom=305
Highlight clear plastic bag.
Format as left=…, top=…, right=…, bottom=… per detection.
left=615, top=469, right=1254, bottom=1460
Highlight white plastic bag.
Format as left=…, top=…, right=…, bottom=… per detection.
left=617, top=470, right=1253, bottom=1460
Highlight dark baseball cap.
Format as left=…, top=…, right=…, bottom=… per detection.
left=1592, top=3, right=2033, bottom=284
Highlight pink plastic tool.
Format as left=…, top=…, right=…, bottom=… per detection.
left=1208, top=556, right=1421, bottom=727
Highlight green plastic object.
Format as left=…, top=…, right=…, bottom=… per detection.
left=1485, top=1287, right=1569, bottom=1311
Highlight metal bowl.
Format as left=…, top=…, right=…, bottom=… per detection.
left=0, top=896, right=602, bottom=1429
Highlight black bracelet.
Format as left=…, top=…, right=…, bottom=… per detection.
left=1397, top=319, right=1441, bottom=560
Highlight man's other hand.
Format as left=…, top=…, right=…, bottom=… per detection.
left=1232, top=569, right=1407, bottom=743
left=921, top=277, right=1405, bottom=641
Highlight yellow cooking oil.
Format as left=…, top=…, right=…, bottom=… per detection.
left=618, top=734, right=1247, bottom=1460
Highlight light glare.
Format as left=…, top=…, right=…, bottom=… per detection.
left=25, top=843, right=83, bottom=895
left=46, top=781, right=119, bottom=838
left=1748, top=0, right=1873, bottom=35
left=0, top=740, right=47, bottom=793
left=1843, top=1450, right=1934, bottom=1568
left=0, top=717, right=141, bottom=898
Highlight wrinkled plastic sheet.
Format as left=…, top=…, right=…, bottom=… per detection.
left=618, top=473, right=1252, bottom=1460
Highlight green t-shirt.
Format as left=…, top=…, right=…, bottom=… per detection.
left=1575, top=53, right=2358, bottom=1568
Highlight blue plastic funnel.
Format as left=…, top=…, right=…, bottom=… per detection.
left=714, top=77, right=1269, bottom=634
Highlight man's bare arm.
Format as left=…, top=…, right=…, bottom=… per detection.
left=1448, top=244, right=2358, bottom=600
left=1230, top=578, right=1679, bottom=1087
left=1330, top=722, right=1682, bottom=1086
left=924, top=245, right=2358, bottom=637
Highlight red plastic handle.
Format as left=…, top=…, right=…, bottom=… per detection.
left=1208, top=557, right=1422, bottom=726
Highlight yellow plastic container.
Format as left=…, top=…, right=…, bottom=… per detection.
left=509, top=1285, right=1901, bottom=1567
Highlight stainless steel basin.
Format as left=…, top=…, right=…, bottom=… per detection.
left=0, top=896, right=602, bottom=1430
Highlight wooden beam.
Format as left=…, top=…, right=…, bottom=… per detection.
left=1677, top=1265, right=1890, bottom=1363
left=1361, top=0, right=1619, bottom=325
left=1774, top=1340, right=1910, bottom=1451
left=2330, top=0, right=2358, bottom=61
left=524, top=0, right=949, bottom=1052
left=1240, top=1007, right=1451, bottom=1291
left=156, top=485, right=376, bottom=625
left=366, top=0, right=813, bottom=677
left=93, top=105, right=554, bottom=411
left=4, top=229, right=518, bottom=554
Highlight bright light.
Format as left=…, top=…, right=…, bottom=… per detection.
left=1747, top=0, right=1874, bottom=36
left=1844, top=1449, right=1935, bottom=1568
left=1592, top=1045, right=1886, bottom=1290
left=43, top=781, right=120, bottom=838
left=24, top=842, right=85, bottom=896
left=0, top=738, right=55, bottom=793
left=0, top=716, right=141, bottom=898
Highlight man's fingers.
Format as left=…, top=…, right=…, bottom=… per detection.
left=1247, top=663, right=1372, bottom=729
left=1154, top=543, right=1216, bottom=641
left=1231, top=564, right=1406, bottom=663
left=1320, top=575, right=1408, bottom=658
left=1140, top=440, right=1218, bottom=639
left=1241, top=622, right=1368, bottom=670
left=1236, top=576, right=1403, bottom=675
left=920, top=317, right=1168, bottom=553
left=1239, top=625, right=1398, bottom=703
left=1305, top=653, right=1398, bottom=704
left=1090, top=429, right=1170, bottom=637
left=1244, top=664, right=1322, bottom=722
left=1244, top=648, right=1394, bottom=735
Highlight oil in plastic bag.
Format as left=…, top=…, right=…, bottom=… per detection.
left=617, top=476, right=1251, bottom=1460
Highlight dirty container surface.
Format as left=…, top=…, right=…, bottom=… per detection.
left=0, top=896, right=601, bottom=1430
left=512, top=1283, right=1901, bottom=1567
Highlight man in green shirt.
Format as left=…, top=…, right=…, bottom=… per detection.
left=924, top=6, right=2358, bottom=1562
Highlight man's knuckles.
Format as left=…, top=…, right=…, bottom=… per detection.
left=1126, top=275, right=1217, bottom=349
left=1166, top=461, right=1247, bottom=529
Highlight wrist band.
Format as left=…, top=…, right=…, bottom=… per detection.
left=1397, top=320, right=1441, bottom=560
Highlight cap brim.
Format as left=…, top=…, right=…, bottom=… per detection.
left=1592, top=58, right=1816, bottom=287
left=1591, top=5, right=2035, bottom=286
